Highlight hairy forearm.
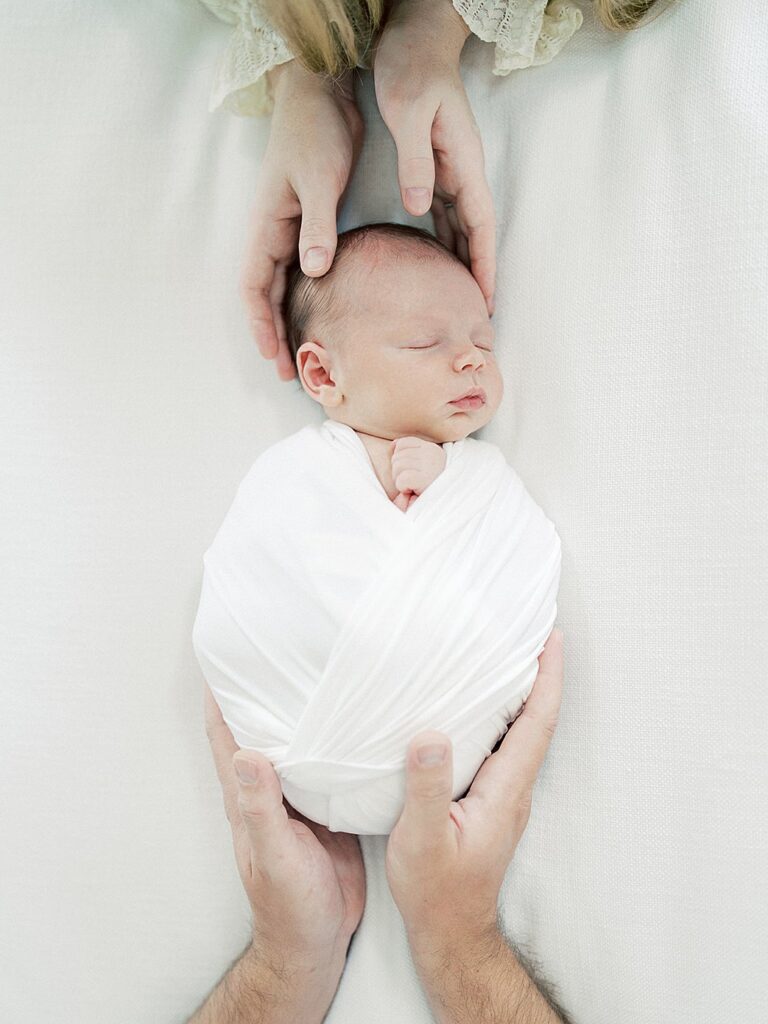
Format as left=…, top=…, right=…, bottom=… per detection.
left=409, top=926, right=571, bottom=1024
left=187, top=943, right=346, bottom=1024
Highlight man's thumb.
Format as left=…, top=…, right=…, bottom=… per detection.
left=400, top=731, right=453, bottom=842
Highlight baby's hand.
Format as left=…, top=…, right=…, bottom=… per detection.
left=390, top=437, right=447, bottom=512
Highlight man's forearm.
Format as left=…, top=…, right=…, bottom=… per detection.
left=187, top=942, right=346, bottom=1024
left=408, top=925, right=571, bottom=1024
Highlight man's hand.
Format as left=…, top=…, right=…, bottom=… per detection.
left=240, top=62, right=364, bottom=381
left=390, top=436, right=447, bottom=511
left=204, top=686, right=366, bottom=963
left=373, top=0, right=496, bottom=313
left=385, top=629, right=564, bottom=951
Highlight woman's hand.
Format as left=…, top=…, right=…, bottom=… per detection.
left=385, top=629, right=564, bottom=953
left=240, top=62, right=364, bottom=381
left=204, top=685, right=366, bottom=967
left=373, top=0, right=496, bottom=313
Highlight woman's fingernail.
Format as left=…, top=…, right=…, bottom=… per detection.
left=405, top=188, right=431, bottom=215
left=234, top=757, right=260, bottom=784
left=417, top=744, right=447, bottom=767
left=303, top=247, right=328, bottom=272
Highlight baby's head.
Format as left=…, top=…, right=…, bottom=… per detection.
left=284, top=223, right=503, bottom=444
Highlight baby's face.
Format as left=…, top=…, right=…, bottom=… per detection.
left=303, top=253, right=503, bottom=444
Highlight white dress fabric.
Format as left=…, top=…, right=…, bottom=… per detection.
left=197, top=0, right=583, bottom=115
left=192, top=419, right=561, bottom=834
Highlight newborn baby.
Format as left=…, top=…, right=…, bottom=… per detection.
left=192, top=223, right=561, bottom=835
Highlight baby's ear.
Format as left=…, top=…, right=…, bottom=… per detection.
left=295, top=340, right=341, bottom=406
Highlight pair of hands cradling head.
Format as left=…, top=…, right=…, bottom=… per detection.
left=203, top=630, right=564, bottom=974
left=243, top=0, right=496, bottom=382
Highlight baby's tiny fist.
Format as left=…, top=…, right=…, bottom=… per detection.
left=390, top=438, right=447, bottom=508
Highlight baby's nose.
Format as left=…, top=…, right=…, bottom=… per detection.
left=453, top=344, right=485, bottom=371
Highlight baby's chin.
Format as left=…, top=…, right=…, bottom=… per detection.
left=392, top=409, right=493, bottom=444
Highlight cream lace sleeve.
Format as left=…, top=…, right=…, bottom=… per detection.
left=197, top=0, right=293, bottom=116
left=197, top=0, right=583, bottom=117
left=452, top=0, right=583, bottom=73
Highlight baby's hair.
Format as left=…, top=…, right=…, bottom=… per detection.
left=283, top=222, right=467, bottom=370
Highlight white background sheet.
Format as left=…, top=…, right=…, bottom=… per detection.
left=1, top=1, right=766, bottom=1021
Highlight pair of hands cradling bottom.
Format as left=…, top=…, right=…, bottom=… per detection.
left=204, top=628, right=564, bottom=971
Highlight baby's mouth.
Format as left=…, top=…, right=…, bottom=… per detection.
left=449, top=387, right=486, bottom=410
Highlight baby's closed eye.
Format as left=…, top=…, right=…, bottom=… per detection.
left=404, top=340, right=494, bottom=352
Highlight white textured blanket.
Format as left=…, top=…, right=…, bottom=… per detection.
left=193, top=419, right=561, bottom=834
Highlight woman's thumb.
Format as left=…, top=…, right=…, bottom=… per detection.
left=296, top=186, right=339, bottom=277
left=394, top=123, right=436, bottom=217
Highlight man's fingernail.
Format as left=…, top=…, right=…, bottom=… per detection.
left=405, top=188, right=431, bottom=215
left=235, top=758, right=260, bottom=784
left=303, top=247, right=328, bottom=272
left=417, top=744, right=447, bottom=767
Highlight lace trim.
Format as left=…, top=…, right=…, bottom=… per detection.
left=198, top=0, right=293, bottom=116
left=198, top=0, right=583, bottom=116
left=452, top=0, right=583, bottom=74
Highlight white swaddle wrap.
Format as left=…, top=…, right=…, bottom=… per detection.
left=193, top=419, right=561, bottom=834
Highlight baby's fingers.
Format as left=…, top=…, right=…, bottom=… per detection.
left=392, top=436, right=425, bottom=451
left=393, top=469, right=425, bottom=494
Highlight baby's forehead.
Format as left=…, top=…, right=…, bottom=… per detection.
left=295, top=231, right=484, bottom=350
left=336, top=239, right=464, bottom=298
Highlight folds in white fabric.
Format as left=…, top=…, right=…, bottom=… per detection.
left=193, top=419, right=561, bottom=833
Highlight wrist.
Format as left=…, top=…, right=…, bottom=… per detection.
left=271, top=57, right=356, bottom=99
left=243, top=939, right=348, bottom=1021
left=388, top=0, right=471, bottom=48
left=270, top=59, right=313, bottom=104
left=406, top=915, right=501, bottom=970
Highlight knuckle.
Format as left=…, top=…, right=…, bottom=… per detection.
left=395, top=471, right=418, bottom=490
left=298, top=214, right=335, bottom=245
left=377, top=84, right=409, bottom=121
left=419, top=779, right=450, bottom=802
left=297, top=161, right=347, bottom=200
left=237, top=790, right=265, bottom=823
left=402, top=153, right=434, bottom=170
left=380, top=89, right=430, bottom=130
left=400, top=155, right=435, bottom=185
left=392, top=450, right=415, bottom=466
left=224, top=805, right=240, bottom=830
left=239, top=276, right=270, bottom=305
left=239, top=807, right=265, bottom=830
